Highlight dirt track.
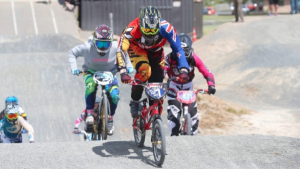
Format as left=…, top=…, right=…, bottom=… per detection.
left=0, top=2, right=300, bottom=167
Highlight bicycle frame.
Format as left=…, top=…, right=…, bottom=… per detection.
left=133, top=99, right=162, bottom=131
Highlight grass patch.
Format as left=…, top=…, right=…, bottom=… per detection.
left=197, top=93, right=250, bottom=132
left=227, top=107, right=249, bottom=116
left=203, top=15, right=233, bottom=36
left=203, top=15, right=233, bottom=21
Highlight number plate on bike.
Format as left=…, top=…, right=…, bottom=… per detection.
left=146, top=83, right=165, bottom=100
left=93, top=71, right=113, bottom=85
left=177, top=91, right=196, bottom=104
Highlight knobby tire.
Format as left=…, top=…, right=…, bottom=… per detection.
left=101, top=94, right=109, bottom=140
left=133, top=116, right=146, bottom=147
left=183, top=113, right=192, bottom=136
left=152, top=119, right=166, bottom=166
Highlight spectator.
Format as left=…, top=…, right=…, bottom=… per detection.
left=269, top=0, right=279, bottom=16
left=234, top=0, right=244, bottom=22
left=290, top=0, right=299, bottom=14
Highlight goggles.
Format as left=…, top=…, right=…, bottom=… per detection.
left=183, top=47, right=192, bottom=57
left=141, top=27, right=159, bottom=35
left=94, top=40, right=111, bottom=50
left=6, top=113, right=19, bottom=121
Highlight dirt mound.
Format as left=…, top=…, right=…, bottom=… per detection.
left=0, top=34, right=83, bottom=53
left=193, top=15, right=300, bottom=109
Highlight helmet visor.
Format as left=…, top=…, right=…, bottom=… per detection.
left=141, top=27, right=159, bottom=35
left=6, top=113, right=19, bottom=121
left=6, top=102, right=18, bottom=109
left=94, top=40, right=111, bottom=50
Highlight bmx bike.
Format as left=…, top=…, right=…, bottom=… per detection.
left=177, top=88, right=208, bottom=135
left=79, top=70, right=113, bottom=140
left=129, top=78, right=173, bottom=166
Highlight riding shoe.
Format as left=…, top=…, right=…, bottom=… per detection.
left=107, top=120, right=114, bottom=135
left=129, top=100, right=140, bottom=118
left=86, top=115, right=94, bottom=133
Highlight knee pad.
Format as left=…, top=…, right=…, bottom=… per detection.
left=109, top=86, right=120, bottom=105
left=167, top=105, right=181, bottom=134
left=84, top=75, right=97, bottom=96
left=135, top=62, right=151, bottom=82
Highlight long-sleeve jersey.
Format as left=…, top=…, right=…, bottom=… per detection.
left=74, top=110, right=87, bottom=129
left=117, top=17, right=189, bottom=71
left=0, top=116, right=34, bottom=141
left=165, top=52, right=215, bottom=86
left=69, top=36, right=133, bottom=75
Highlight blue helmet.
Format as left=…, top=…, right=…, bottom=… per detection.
left=5, top=96, right=19, bottom=106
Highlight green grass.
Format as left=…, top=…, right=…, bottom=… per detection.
left=203, top=15, right=233, bottom=21
left=203, top=15, right=233, bottom=36
left=226, top=107, right=248, bottom=115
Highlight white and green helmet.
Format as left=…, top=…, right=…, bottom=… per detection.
left=139, top=6, right=161, bottom=40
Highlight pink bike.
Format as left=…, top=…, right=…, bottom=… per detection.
left=176, top=88, right=208, bottom=135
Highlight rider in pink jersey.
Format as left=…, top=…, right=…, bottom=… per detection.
left=164, top=33, right=216, bottom=136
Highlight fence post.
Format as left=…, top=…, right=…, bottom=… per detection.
left=109, top=13, right=114, bottom=34
left=193, top=0, right=203, bottom=38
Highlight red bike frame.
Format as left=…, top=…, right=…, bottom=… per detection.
left=130, top=80, right=165, bottom=131
left=132, top=99, right=163, bottom=130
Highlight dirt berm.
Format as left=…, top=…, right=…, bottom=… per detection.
left=193, top=15, right=300, bottom=109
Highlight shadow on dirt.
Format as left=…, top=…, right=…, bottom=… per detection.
left=92, top=141, right=162, bottom=168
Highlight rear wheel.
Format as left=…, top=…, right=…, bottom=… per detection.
left=133, top=116, right=146, bottom=147
left=152, top=119, right=166, bottom=166
left=182, top=113, right=192, bottom=136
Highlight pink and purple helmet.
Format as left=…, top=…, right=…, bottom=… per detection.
left=93, top=24, right=113, bottom=56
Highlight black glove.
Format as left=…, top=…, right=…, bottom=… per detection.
left=120, top=72, right=131, bottom=84
left=208, top=85, right=216, bottom=95
left=178, top=71, right=189, bottom=84
left=73, top=128, right=81, bottom=134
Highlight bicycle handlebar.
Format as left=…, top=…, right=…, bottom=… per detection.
left=78, top=70, right=86, bottom=76
left=195, top=89, right=209, bottom=94
left=129, top=77, right=178, bottom=87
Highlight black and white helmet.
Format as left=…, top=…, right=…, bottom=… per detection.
left=179, top=33, right=193, bottom=59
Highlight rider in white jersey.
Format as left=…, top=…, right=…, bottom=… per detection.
left=68, top=24, right=133, bottom=135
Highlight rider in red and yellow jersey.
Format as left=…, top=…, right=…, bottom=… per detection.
left=117, top=6, right=190, bottom=117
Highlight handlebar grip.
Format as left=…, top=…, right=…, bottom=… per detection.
left=196, top=89, right=209, bottom=94
left=78, top=71, right=86, bottom=76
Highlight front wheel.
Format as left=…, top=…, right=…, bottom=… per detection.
left=133, top=117, right=146, bottom=147
left=152, top=119, right=166, bottom=166
left=99, top=94, right=109, bottom=140
left=182, top=113, right=192, bottom=136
